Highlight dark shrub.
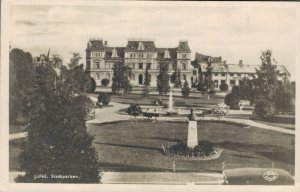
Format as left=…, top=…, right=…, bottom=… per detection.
left=219, top=83, right=229, bottom=92
left=254, top=98, right=275, bottom=119
left=231, top=85, right=240, bottom=96
left=127, top=104, right=142, bottom=117
left=101, top=78, right=110, bottom=87
left=224, top=93, right=240, bottom=109
left=87, top=77, right=96, bottom=93
left=97, top=93, right=111, bottom=106
left=153, top=98, right=163, bottom=106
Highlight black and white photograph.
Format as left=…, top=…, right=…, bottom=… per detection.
left=1, top=0, right=299, bottom=191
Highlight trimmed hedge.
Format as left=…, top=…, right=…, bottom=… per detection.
left=253, top=98, right=275, bottom=119
left=219, top=83, right=229, bottom=92
left=97, top=93, right=111, bottom=106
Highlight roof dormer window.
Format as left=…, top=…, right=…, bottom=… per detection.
left=112, top=48, right=118, bottom=58
left=138, top=42, right=144, bottom=51
left=164, top=49, right=170, bottom=59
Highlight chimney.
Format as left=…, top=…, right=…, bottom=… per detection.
left=239, top=60, right=243, bottom=65
left=104, top=41, right=108, bottom=46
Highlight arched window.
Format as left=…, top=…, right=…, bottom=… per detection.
left=106, top=73, right=110, bottom=80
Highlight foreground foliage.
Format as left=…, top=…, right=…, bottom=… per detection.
left=17, top=55, right=101, bottom=183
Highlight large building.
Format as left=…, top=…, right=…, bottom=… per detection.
left=191, top=52, right=290, bottom=90
left=85, top=38, right=192, bottom=87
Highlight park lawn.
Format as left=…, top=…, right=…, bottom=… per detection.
left=88, top=121, right=294, bottom=174
left=88, top=93, right=224, bottom=108
left=10, top=121, right=294, bottom=175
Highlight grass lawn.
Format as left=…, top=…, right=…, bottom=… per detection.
left=88, top=93, right=224, bottom=108
left=87, top=121, right=294, bottom=174
left=10, top=121, right=294, bottom=175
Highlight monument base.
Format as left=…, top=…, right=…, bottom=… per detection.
left=187, top=121, right=198, bottom=148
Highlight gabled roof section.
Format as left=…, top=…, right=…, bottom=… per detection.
left=156, top=48, right=177, bottom=60
left=125, top=40, right=156, bottom=51
left=276, top=65, right=290, bottom=75
left=104, top=47, right=125, bottom=59
left=177, top=40, right=191, bottom=52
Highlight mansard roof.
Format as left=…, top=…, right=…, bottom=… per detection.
left=88, top=40, right=106, bottom=51
left=194, top=52, right=222, bottom=63
left=125, top=40, right=156, bottom=51
left=177, top=41, right=191, bottom=52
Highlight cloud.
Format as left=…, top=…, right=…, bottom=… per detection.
left=9, top=4, right=297, bottom=80
left=15, top=20, right=36, bottom=26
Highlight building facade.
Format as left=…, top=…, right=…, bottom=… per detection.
left=191, top=52, right=291, bottom=90
left=85, top=38, right=192, bottom=87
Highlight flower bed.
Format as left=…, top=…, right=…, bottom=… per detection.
left=163, top=141, right=223, bottom=160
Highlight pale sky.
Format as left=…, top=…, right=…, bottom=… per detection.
left=9, top=2, right=298, bottom=80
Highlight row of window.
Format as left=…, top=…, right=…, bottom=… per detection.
left=192, top=71, right=249, bottom=77
left=92, top=52, right=104, bottom=58
left=213, top=80, right=240, bottom=88
left=128, top=63, right=152, bottom=70
left=93, top=62, right=113, bottom=69
left=92, top=61, right=187, bottom=70
left=129, top=53, right=153, bottom=58
left=214, top=73, right=243, bottom=77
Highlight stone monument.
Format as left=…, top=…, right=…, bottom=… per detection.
left=187, top=109, right=198, bottom=148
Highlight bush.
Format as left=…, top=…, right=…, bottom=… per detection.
left=219, top=83, right=229, bottom=92
left=153, top=99, right=163, bottom=106
left=87, top=77, right=96, bottom=93
left=101, top=78, right=110, bottom=87
left=231, top=85, right=240, bottom=96
left=224, top=93, right=240, bottom=109
left=127, top=104, right=142, bottom=117
left=97, top=93, right=111, bottom=106
left=254, top=99, right=275, bottom=119
left=181, top=81, right=191, bottom=98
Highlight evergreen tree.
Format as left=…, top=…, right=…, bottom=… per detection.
left=174, top=70, right=182, bottom=88
left=197, top=63, right=204, bottom=93
left=18, top=56, right=100, bottom=183
left=143, top=68, right=151, bottom=96
left=68, top=52, right=82, bottom=69
left=171, top=68, right=182, bottom=88
left=239, top=78, right=256, bottom=105
left=203, top=62, right=214, bottom=94
left=144, top=68, right=151, bottom=86
left=254, top=50, right=279, bottom=100
left=181, top=81, right=191, bottom=98
left=157, top=61, right=170, bottom=95
left=9, top=48, right=35, bottom=125
left=111, top=61, right=132, bottom=94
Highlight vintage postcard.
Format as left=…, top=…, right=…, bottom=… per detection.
left=1, top=0, right=299, bottom=191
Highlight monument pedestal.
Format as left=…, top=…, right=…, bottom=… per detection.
left=187, top=121, right=198, bottom=148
